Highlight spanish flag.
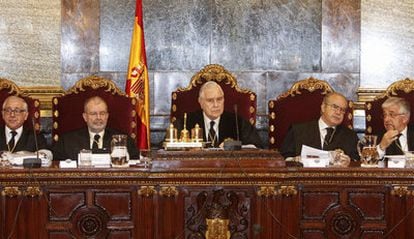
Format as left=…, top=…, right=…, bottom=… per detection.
left=126, top=0, right=150, bottom=149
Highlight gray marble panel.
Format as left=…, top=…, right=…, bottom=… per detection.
left=61, top=0, right=99, bottom=74
left=61, top=73, right=94, bottom=90
left=61, top=72, right=132, bottom=91
left=153, top=71, right=196, bottom=115
left=361, top=0, right=414, bottom=88
left=144, top=0, right=211, bottom=70
left=322, top=0, right=360, bottom=73
left=231, top=71, right=267, bottom=115
left=211, top=0, right=321, bottom=71
left=0, top=0, right=60, bottom=85
left=100, top=0, right=135, bottom=72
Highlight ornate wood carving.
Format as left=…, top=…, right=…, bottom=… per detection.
left=391, top=186, right=414, bottom=197
left=277, top=77, right=333, bottom=99
left=257, top=186, right=277, bottom=197
left=159, top=186, right=178, bottom=197
left=278, top=185, right=298, bottom=196
left=185, top=189, right=250, bottom=239
left=23, top=186, right=42, bottom=197
left=138, top=186, right=157, bottom=197
left=1, top=186, right=21, bottom=197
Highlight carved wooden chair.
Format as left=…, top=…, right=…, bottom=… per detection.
left=0, top=78, right=41, bottom=131
left=52, top=76, right=140, bottom=144
left=170, top=64, right=257, bottom=125
left=268, top=77, right=354, bottom=150
left=365, top=78, right=414, bottom=135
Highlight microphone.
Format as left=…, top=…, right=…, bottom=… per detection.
left=223, top=104, right=242, bottom=150
left=23, top=117, right=41, bottom=168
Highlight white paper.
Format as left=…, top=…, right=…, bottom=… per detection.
left=386, top=155, right=406, bottom=168
left=60, top=159, right=77, bottom=168
left=91, top=154, right=111, bottom=167
left=9, top=150, right=52, bottom=167
left=300, top=145, right=330, bottom=167
left=77, top=153, right=111, bottom=167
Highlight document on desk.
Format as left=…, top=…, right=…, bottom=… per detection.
left=301, top=145, right=330, bottom=167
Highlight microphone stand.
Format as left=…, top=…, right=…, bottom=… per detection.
left=23, top=118, right=41, bottom=168
left=223, top=105, right=242, bottom=150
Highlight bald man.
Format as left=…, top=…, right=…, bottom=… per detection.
left=52, top=96, right=139, bottom=160
left=281, top=92, right=359, bottom=163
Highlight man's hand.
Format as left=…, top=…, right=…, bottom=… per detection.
left=379, top=130, right=400, bottom=150
left=330, top=149, right=351, bottom=167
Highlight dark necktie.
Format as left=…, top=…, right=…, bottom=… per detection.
left=8, top=130, right=17, bottom=152
left=92, top=134, right=100, bottom=149
left=208, top=121, right=217, bottom=147
left=323, top=127, right=334, bottom=150
left=395, top=134, right=403, bottom=154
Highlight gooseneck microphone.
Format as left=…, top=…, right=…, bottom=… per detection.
left=223, top=104, right=242, bottom=150
left=23, top=118, right=41, bottom=168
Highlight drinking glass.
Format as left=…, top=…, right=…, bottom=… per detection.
left=79, top=149, right=92, bottom=167
left=111, top=135, right=128, bottom=167
left=357, top=135, right=380, bottom=167
left=405, top=151, right=414, bottom=168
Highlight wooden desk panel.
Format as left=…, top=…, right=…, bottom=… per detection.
left=0, top=150, right=413, bottom=238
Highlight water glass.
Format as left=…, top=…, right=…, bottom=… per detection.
left=79, top=149, right=92, bottom=167
left=405, top=151, right=414, bottom=168
left=111, top=135, right=129, bottom=167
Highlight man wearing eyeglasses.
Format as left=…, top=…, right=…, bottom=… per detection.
left=377, top=97, right=412, bottom=157
left=281, top=92, right=359, bottom=165
left=52, top=96, right=139, bottom=160
left=1, top=95, right=47, bottom=152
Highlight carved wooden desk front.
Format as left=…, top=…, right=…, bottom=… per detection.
left=0, top=150, right=413, bottom=239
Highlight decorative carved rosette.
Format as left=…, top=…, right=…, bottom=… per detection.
left=70, top=206, right=110, bottom=238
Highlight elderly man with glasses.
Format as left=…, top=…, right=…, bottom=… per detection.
left=281, top=92, right=359, bottom=165
left=52, top=96, right=139, bottom=160
left=1, top=95, right=47, bottom=153
left=376, top=97, right=412, bottom=157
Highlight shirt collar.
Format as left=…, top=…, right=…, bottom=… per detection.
left=318, top=117, right=335, bottom=131
left=5, top=126, right=23, bottom=136
left=88, top=130, right=105, bottom=139
left=202, top=112, right=220, bottom=127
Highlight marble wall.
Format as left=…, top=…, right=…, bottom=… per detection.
left=0, top=0, right=60, bottom=85
left=1, top=0, right=414, bottom=148
left=361, top=0, right=414, bottom=88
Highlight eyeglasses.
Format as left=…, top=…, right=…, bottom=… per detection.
left=86, top=111, right=108, bottom=117
left=2, top=108, right=27, bottom=115
left=382, top=112, right=405, bottom=119
left=325, top=103, right=347, bottom=114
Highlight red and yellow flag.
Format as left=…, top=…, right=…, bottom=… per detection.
left=126, top=0, right=150, bottom=149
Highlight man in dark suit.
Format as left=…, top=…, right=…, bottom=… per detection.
left=0, top=95, right=47, bottom=152
left=280, top=92, right=359, bottom=163
left=376, top=97, right=413, bottom=156
left=174, top=81, right=263, bottom=148
left=52, top=96, right=139, bottom=160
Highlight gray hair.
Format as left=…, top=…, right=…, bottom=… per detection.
left=198, top=81, right=224, bottom=99
left=382, top=97, right=410, bottom=115
left=2, top=95, right=28, bottom=111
